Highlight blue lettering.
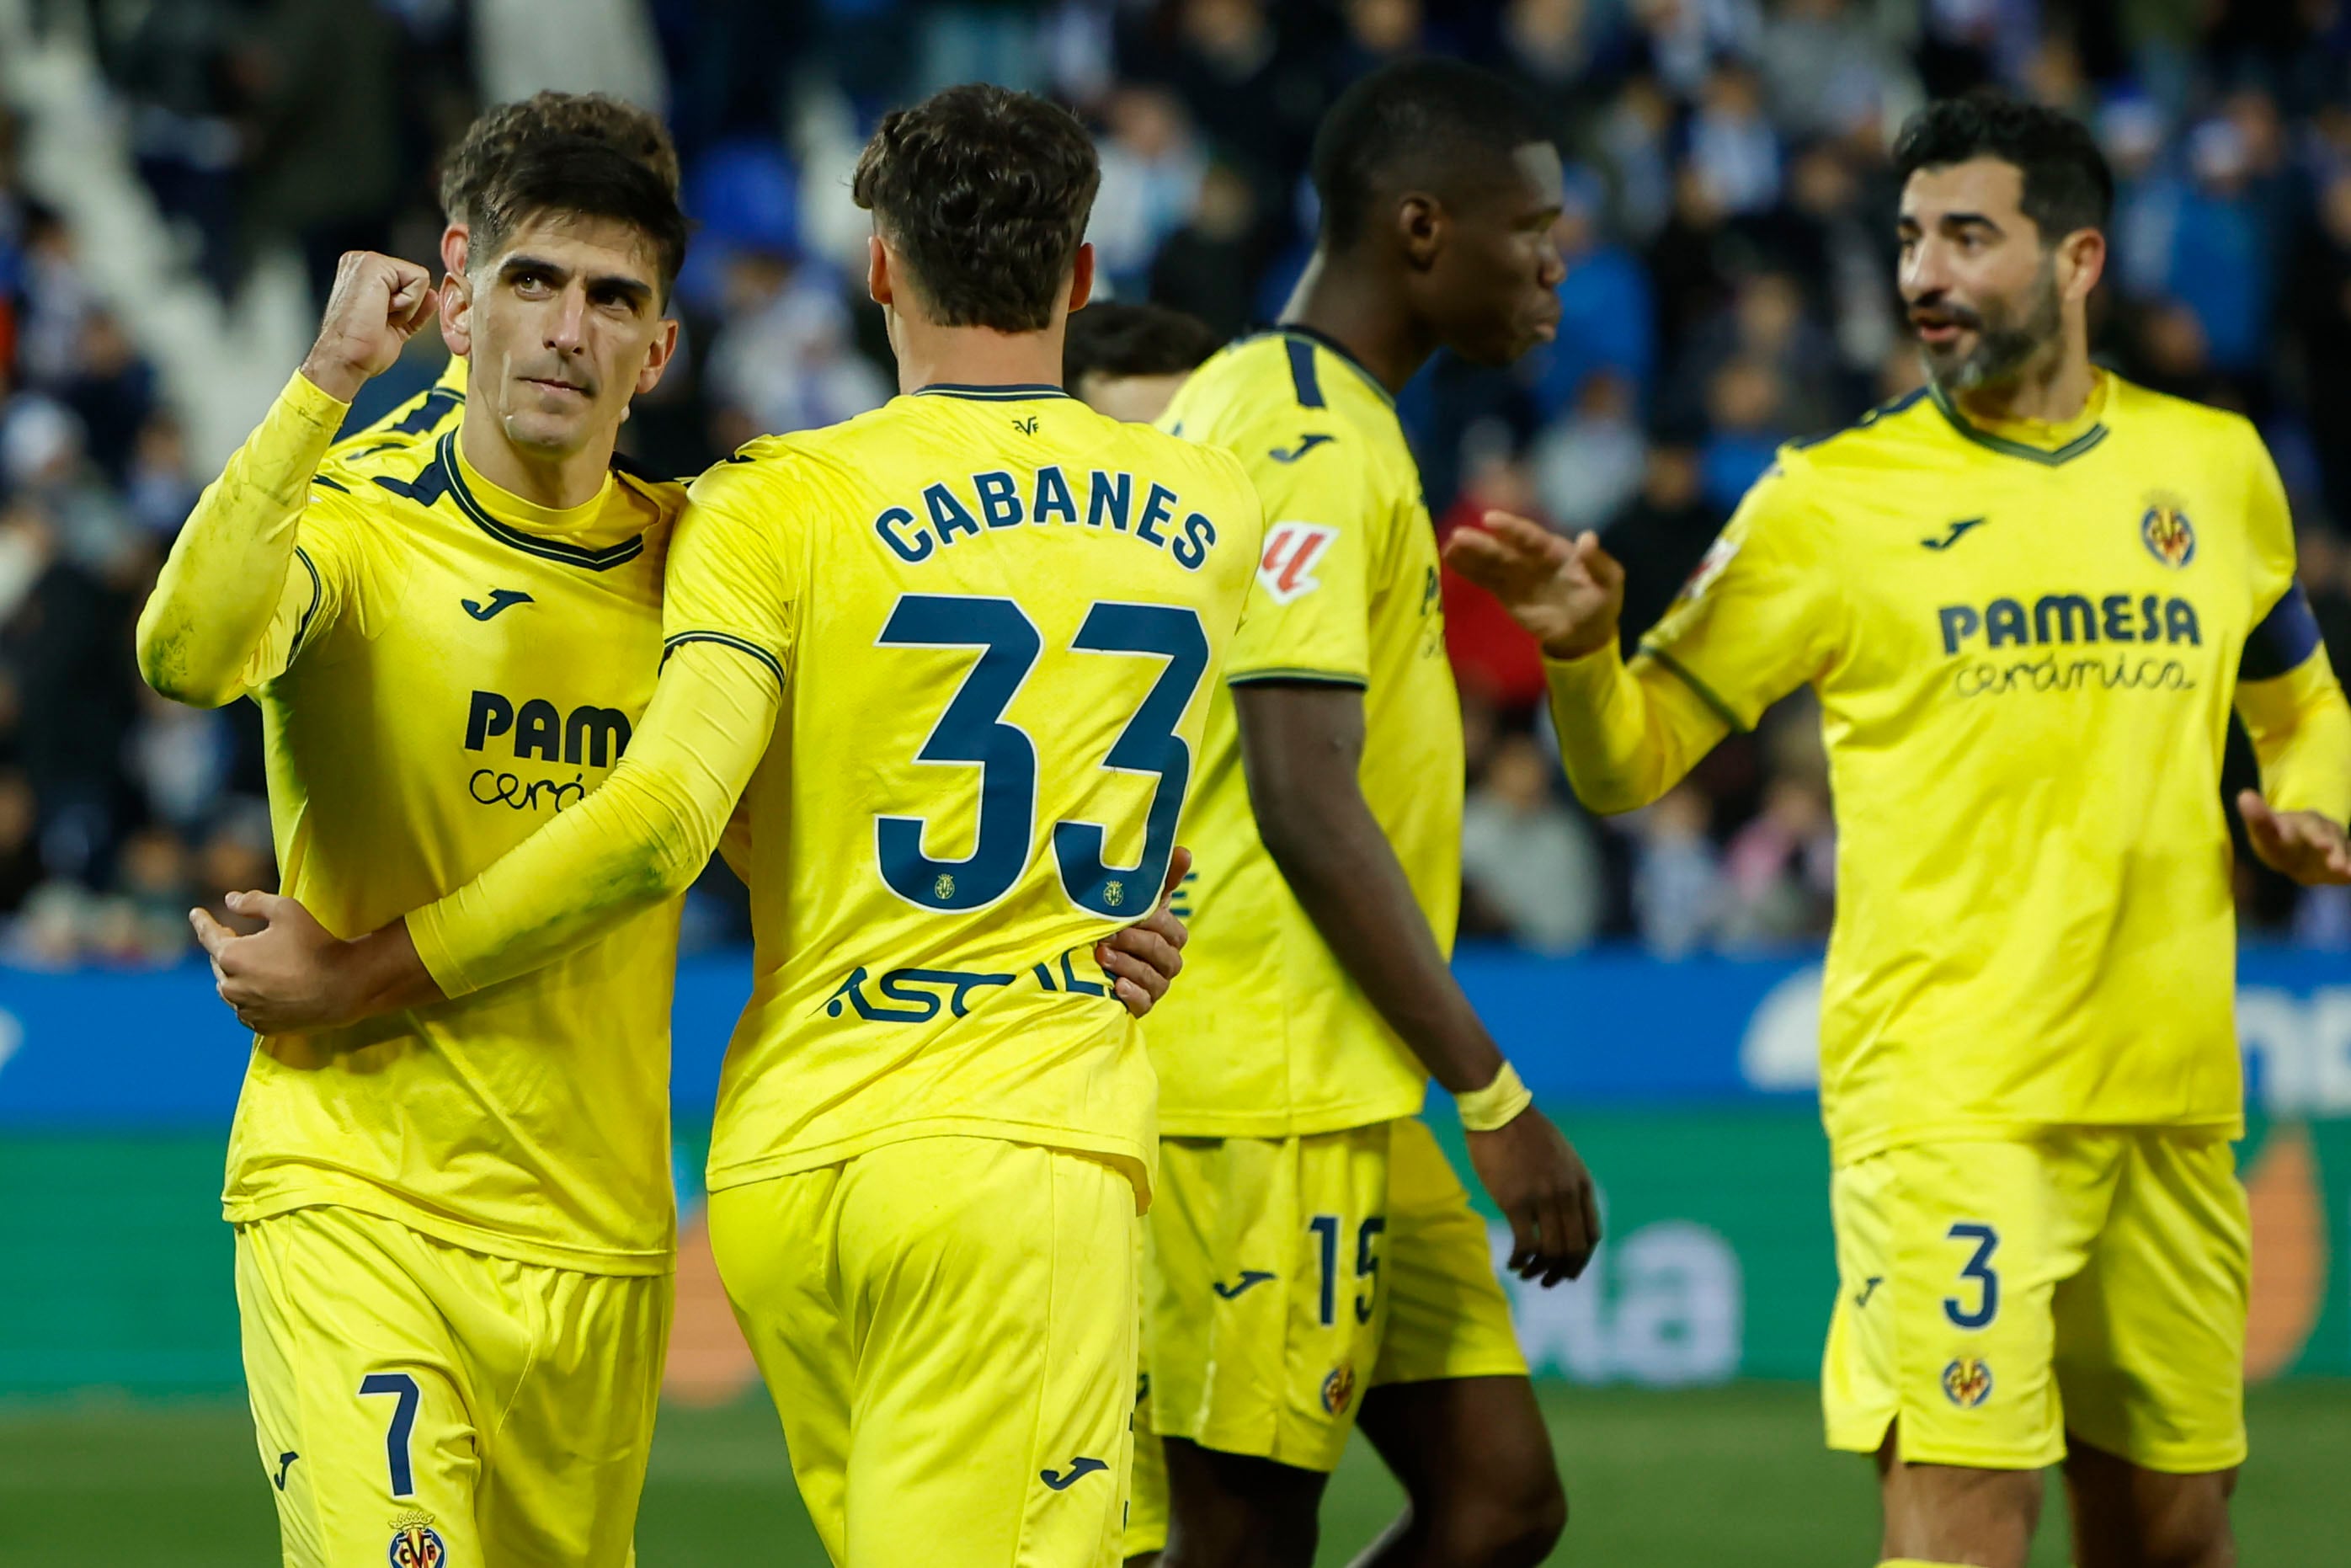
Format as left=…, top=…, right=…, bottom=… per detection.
left=875, top=506, right=932, bottom=563
left=466, top=690, right=514, bottom=750
left=1138, top=483, right=1177, bottom=547
left=974, top=470, right=1024, bottom=529
left=925, top=483, right=982, bottom=544
left=2141, top=594, right=2162, bottom=642
left=1985, top=598, right=2028, bottom=649
left=2166, top=597, right=2200, bottom=645
left=514, top=699, right=561, bottom=762
left=1173, top=512, right=1217, bottom=571
left=1032, top=465, right=1079, bottom=525
left=1088, top=471, right=1132, bottom=531
left=2101, top=594, right=2134, bottom=643
left=2034, top=595, right=2097, bottom=645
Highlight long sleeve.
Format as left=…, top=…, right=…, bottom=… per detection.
left=2236, top=595, right=2351, bottom=824
left=135, top=371, right=352, bottom=707
left=1549, top=458, right=1843, bottom=814
left=2231, top=426, right=2351, bottom=823
left=407, top=641, right=782, bottom=997
left=1544, top=642, right=1734, bottom=813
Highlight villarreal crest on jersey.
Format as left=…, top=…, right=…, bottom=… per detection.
left=659, top=384, right=1265, bottom=1200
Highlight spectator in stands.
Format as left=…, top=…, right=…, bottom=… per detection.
left=1462, top=732, right=1602, bottom=953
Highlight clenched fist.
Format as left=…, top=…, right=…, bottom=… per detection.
left=299, top=251, right=439, bottom=404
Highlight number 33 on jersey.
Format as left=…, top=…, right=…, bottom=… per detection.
left=663, top=387, right=1266, bottom=1196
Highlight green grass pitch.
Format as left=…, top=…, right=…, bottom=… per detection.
left=4, top=1382, right=2344, bottom=1564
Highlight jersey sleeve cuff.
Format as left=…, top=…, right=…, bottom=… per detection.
left=404, top=904, right=482, bottom=1001
left=1224, top=664, right=1368, bottom=688
left=285, top=368, right=355, bottom=427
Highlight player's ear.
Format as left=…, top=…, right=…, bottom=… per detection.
left=634, top=317, right=681, bottom=397
left=440, top=270, right=473, bottom=359
left=440, top=223, right=468, bottom=280
left=1066, top=242, right=1096, bottom=314
left=2057, top=227, right=2106, bottom=303
left=1397, top=193, right=1443, bottom=272
left=867, top=234, right=893, bottom=309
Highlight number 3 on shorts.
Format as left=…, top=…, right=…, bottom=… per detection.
left=1942, top=1222, right=2000, bottom=1330
left=359, top=1371, right=421, bottom=1497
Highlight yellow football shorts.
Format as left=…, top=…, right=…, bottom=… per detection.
left=1823, top=1130, right=2247, bottom=1473
left=710, top=1135, right=1138, bottom=1568
left=1141, top=1116, right=1526, bottom=1485
left=234, top=1203, right=669, bottom=1568
left=1127, top=1219, right=1168, bottom=1560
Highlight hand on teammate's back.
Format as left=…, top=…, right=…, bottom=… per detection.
left=299, top=251, right=440, bottom=403
left=1443, top=509, right=1627, bottom=662
left=2237, top=790, right=2351, bottom=885
left=1468, top=1106, right=1602, bottom=1287
left=1094, top=845, right=1194, bottom=1016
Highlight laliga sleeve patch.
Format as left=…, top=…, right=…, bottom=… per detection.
left=1678, top=533, right=1741, bottom=605
left=1258, top=522, right=1339, bottom=605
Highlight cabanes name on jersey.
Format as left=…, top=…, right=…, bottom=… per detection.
left=871, top=464, right=1223, bottom=570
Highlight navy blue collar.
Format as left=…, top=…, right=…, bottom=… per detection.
left=911, top=382, right=1074, bottom=402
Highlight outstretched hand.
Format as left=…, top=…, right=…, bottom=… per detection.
left=1096, top=845, right=1193, bottom=1017
left=1442, top=510, right=1626, bottom=662
left=2239, top=790, right=2351, bottom=885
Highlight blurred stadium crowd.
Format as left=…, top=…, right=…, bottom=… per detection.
left=3, top=0, right=2350, bottom=965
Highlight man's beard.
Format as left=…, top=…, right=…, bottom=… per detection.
left=1919, top=261, right=2063, bottom=393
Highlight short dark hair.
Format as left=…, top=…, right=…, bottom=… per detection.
left=1064, top=302, right=1223, bottom=387
left=1310, top=58, right=1553, bottom=251
left=440, top=92, right=680, bottom=227
left=1892, top=93, right=2114, bottom=241
left=469, top=136, right=690, bottom=305
left=852, top=84, right=1100, bottom=333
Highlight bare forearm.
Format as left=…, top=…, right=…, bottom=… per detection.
left=1544, top=643, right=1726, bottom=813
left=1257, top=791, right=1504, bottom=1095
left=136, top=371, right=347, bottom=705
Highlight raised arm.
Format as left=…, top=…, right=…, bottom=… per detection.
left=1448, top=472, right=1840, bottom=815
left=136, top=253, right=437, bottom=706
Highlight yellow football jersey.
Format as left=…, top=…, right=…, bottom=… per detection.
left=1629, top=371, right=2348, bottom=1161
left=1146, top=329, right=1458, bottom=1136
left=658, top=384, right=1264, bottom=1198
left=216, top=376, right=687, bottom=1272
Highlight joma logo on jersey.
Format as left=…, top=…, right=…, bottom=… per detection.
left=1938, top=594, right=2201, bottom=656
left=465, top=690, right=632, bottom=765
left=821, top=964, right=1013, bottom=1023
left=1258, top=523, right=1337, bottom=604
